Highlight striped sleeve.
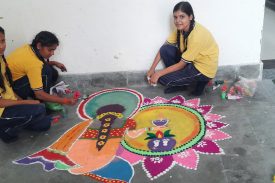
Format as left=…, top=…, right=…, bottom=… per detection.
left=180, top=57, right=192, bottom=64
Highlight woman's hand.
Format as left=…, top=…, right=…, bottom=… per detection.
left=147, top=69, right=155, bottom=78
left=147, top=69, right=155, bottom=84
left=62, top=97, right=77, bottom=105
left=150, top=72, right=162, bottom=85
left=50, top=61, right=67, bottom=72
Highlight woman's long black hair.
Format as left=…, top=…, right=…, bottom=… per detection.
left=174, top=1, right=195, bottom=54
left=30, top=31, right=59, bottom=62
left=0, top=26, right=13, bottom=93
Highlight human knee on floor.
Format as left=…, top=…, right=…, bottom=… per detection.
left=31, top=104, right=47, bottom=117
left=28, top=117, right=51, bottom=131
left=26, top=104, right=51, bottom=131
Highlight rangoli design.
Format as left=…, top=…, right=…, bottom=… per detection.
left=119, top=96, right=231, bottom=180
left=13, top=88, right=231, bottom=182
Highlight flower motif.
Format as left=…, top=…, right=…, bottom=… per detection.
left=196, top=141, right=208, bottom=148
left=150, top=157, right=163, bottom=164
left=118, top=95, right=231, bottom=180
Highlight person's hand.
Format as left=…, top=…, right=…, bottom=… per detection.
left=150, top=72, right=161, bottom=85
left=22, top=100, right=40, bottom=105
left=126, top=129, right=145, bottom=138
left=62, top=97, right=77, bottom=105
left=146, top=69, right=155, bottom=84
left=147, top=69, right=155, bottom=78
left=52, top=61, right=67, bottom=72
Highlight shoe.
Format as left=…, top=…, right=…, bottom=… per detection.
left=164, top=86, right=188, bottom=94
left=0, top=130, right=19, bottom=143
left=190, top=90, right=204, bottom=96
left=190, top=81, right=209, bottom=96
left=1, top=135, right=19, bottom=143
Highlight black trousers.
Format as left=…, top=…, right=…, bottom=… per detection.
left=0, top=104, right=51, bottom=138
left=158, top=44, right=211, bottom=92
left=13, top=64, right=58, bottom=99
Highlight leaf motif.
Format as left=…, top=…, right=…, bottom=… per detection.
left=164, top=130, right=175, bottom=137
left=145, top=133, right=157, bottom=140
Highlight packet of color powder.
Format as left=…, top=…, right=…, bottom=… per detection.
left=147, top=76, right=157, bottom=87
left=234, top=76, right=258, bottom=97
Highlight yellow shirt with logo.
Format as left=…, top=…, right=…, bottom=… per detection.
left=0, top=57, right=17, bottom=116
left=7, top=44, right=43, bottom=90
left=167, top=22, right=219, bottom=78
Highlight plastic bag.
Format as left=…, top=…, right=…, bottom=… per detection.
left=50, top=81, right=70, bottom=95
left=234, top=76, right=258, bottom=97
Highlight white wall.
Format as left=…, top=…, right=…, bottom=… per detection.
left=0, top=0, right=265, bottom=74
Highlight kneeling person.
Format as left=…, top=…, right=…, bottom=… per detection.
left=7, top=31, right=76, bottom=105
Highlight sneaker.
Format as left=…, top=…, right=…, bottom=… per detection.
left=164, top=86, right=188, bottom=94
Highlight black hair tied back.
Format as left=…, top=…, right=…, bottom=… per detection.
left=174, top=1, right=195, bottom=54
left=30, top=31, right=59, bottom=62
left=0, top=55, right=14, bottom=93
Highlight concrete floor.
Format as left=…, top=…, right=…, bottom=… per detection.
left=1, top=80, right=275, bottom=183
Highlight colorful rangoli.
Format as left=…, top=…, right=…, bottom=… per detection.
left=13, top=88, right=231, bottom=182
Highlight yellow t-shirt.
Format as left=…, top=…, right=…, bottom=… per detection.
left=0, top=57, right=17, bottom=116
left=7, top=44, right=43, bottom=90
left=167, top=22, right=219, bottom=78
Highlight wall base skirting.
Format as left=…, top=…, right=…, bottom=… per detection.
left=60, top=63, right=263, bottom=89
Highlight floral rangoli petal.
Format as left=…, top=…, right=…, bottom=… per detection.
left=142, top=156, right=175, bottom=180
left=151, top=96, right=169, bottom=104
left=183, top=98, right=200, bottom=108
left=204, top=129, right=232, bottom=141
left=197, top=105, right=212, bottom=115
left=143, top=98, right=152, bottom=105
left=204, top=113, right=224, bottom=122
left=206, top=121, right=229, bottom=129
left=193, top=140, right=224, bottom=154
left=168, top=95, right=185, bottom=105
left=173, top=149, right=199, bottom=170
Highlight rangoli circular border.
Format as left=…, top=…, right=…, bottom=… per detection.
left=121, top=103, right=206, bottom=156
